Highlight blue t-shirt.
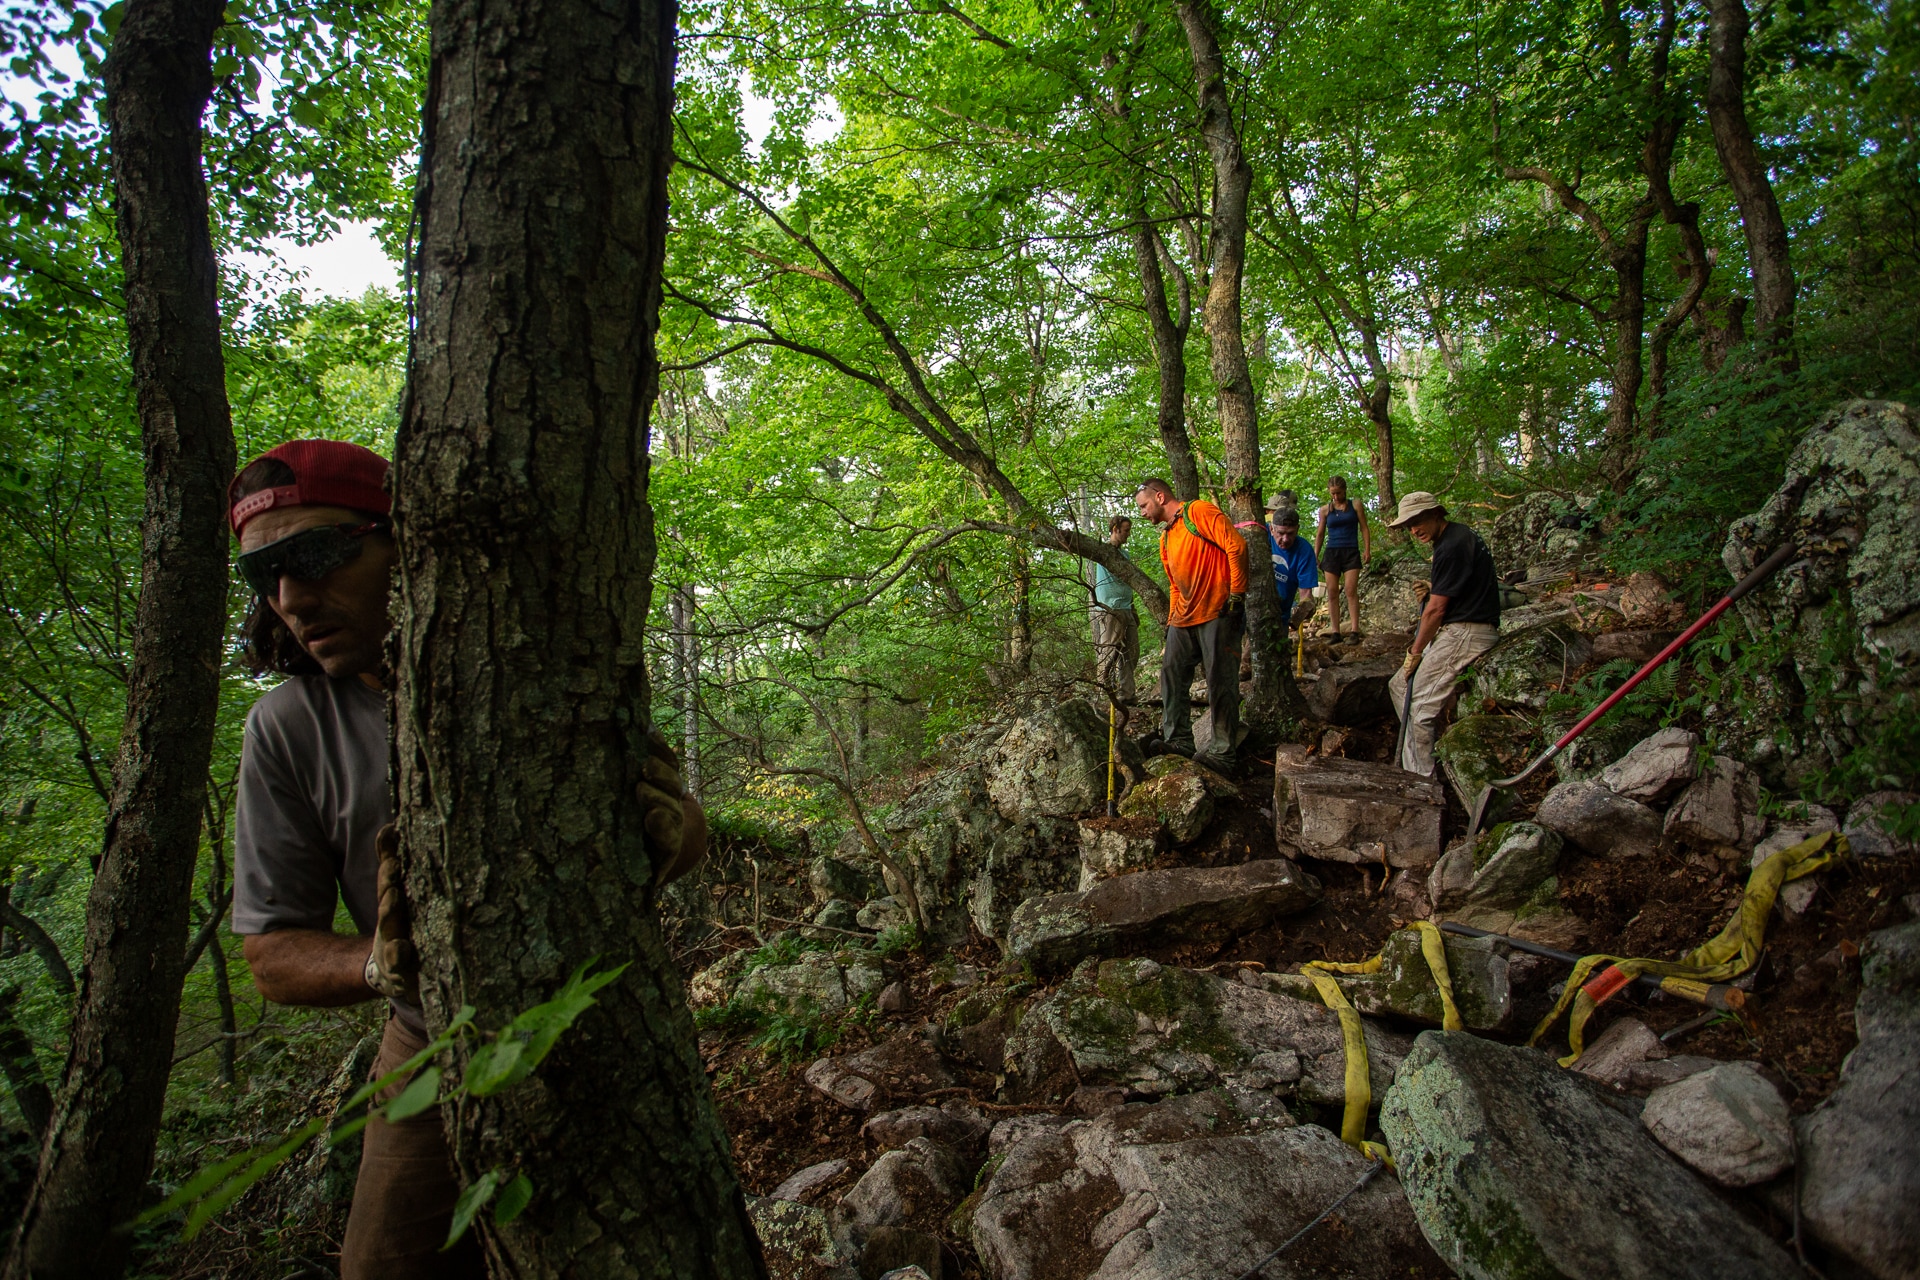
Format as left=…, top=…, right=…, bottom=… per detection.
left=1093, top=556, right=1135, bottom=611
left=1269, top=532, right=1319, bottom=597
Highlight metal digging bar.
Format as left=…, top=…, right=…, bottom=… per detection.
left=1464, top=541, right=1800, bottom=838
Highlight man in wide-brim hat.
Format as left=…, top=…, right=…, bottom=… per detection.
left=1386, top=491, right=1502, bottom=776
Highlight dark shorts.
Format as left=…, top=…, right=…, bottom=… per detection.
left=1323, top=545, right=1363, bottom=575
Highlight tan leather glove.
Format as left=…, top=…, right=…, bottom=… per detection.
left=365, top=822, right=420, bottom=1004
left=1402, top=650, right=1421, bottom=676
left=639, top=728, right=705, bottom=889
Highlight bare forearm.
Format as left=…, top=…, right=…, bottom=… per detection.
left=242, top=929, right=376, bottom=1007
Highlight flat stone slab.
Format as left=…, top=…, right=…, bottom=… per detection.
left=1276, top=756, right=1445, bottom=867
left=1006, top=859, right=1323, bottom=973
left=1003, top=957, right=1411, bottom=1107
left=1382, top=1031, right=1800, bottom=1280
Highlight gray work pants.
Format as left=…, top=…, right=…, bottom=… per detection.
left=1160, top=611, right=1241, bottom=764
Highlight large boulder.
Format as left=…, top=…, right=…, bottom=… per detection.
left=734, top=949, right=887, bottom=1018
left=1536, top=779, right=1664, bottom=859
left=1640, top=1062, right=1792, bottom=1188
left=830, top=1136, right=971, bottom=1257
left=972, top=1093, right=1434, bottom=1280
left=1598, top=727, right=1700, bottom=805
left=1794, top=921, right=1920, bottom=1280
left=1428, top=823, right=1581, bottom=949
left=1723, top=400, right=1920, bottom=788
left=1482, top=491, right=1601, bottom=580
left=811, top=854, right=882, bottom=905
left=1117, top=770, right=1212, bottom=845
left=1301, top=654, right=1399, bottom=725
left=1471, top=621, right=1594, bottom=712
left=1003, top=956, right=1411, bottom=1107
left=1382, top=1032, right=1800, bottom=1280
left=1663, top=756, right=1764, bottom=853
left=1006, top=860, right=1322, bottom=974
left=885, top=762, right=1078, bottom=946
left=1275, top=756, right=1446, bottom=868
left=985, top=699, right=1132, bottom=820
left=1434, top=714, right=1539, bottom=813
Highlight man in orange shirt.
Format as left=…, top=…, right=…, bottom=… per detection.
left=1135, top=478, right=1248, bottom=768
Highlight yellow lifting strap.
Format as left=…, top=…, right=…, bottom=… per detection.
left=1303, top=921, right=1460, bottom=1163
left=1529, top=830, right=1845, bottom=1066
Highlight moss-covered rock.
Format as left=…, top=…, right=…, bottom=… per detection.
left=1435, top=714, right=1538, bottom=812
left=1257, top=927, right=1511, bottom=1030
left=1117, top=770, right=1213, bottom=844
left=1381, top=1032, right=1800, bottom=1280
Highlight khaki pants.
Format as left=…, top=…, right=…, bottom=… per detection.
left=341, top=1017, right=487, bottom=1280
left=1091, top=607, right=1139, bottom=704
left=1388, top=622, right=1497, bottom=776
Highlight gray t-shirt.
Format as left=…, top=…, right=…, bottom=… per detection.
left=233, top=675, right=423, bottom=1032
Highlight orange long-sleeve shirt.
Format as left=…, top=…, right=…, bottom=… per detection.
left=1158, top=499, right=1248, bottom=628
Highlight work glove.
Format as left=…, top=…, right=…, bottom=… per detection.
left=1402, top=650, right=1421, bottom=676
left=639, top=727, right=705, bottom=889
left=365, top=822, right=420, bottom=1005
left=1226, top=592, right=1246, bottom=624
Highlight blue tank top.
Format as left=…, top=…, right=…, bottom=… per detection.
left=1325, top=501, right=1361, bottom=549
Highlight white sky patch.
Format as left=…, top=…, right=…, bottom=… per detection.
left=232, top=221, right=399, bottom=299
left=739, top=77, right=843, bottom=156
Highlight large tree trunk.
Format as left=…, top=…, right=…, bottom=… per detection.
left=1176, top=0, right=1302, bottom=734
left=392, top=0, right=765, bottom=1271
left=1705, top=0, right=1795, bottom=350
left=1130, top=210, right=1201, bottom=501
left=7, top=1, right=234, bottom=1273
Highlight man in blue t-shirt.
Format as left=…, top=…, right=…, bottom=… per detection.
left=1090, top=515, right=1139, bottom=706
left=1268, top=508, right=1319, bottom=636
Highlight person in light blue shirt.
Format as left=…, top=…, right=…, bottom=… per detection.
left=1268, top=507, right=1319, bottom=634
left=1090, top=515, right=1139, bottom=706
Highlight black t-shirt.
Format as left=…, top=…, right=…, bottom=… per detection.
left=1429, top=521, right=1500, bottom=626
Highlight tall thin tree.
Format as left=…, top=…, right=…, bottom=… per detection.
left=391, top=0, right=766, bottom=1270
left=7, top=0, right=235, bottom=1272
left=1705, top=0, right=1796, bottom=354
left=1176, top=0, right=1302, bottom=730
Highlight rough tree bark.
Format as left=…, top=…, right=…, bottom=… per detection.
left=6, top=0, right=235, bottom=1272
left=1176, top=0, right=1302, bottom=732
left=1705, top=0, right=1795, bottom=351
left=391, top=0, right=766, bottom=1271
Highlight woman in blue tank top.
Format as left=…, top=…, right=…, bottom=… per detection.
left=1315, top=475, right=1372, bottom=643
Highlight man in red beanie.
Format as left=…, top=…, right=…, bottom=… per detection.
left=227, top=440, right=706, bottom=1277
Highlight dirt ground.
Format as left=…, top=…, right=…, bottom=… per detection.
left=699, top=705, right=1920, bottom=1277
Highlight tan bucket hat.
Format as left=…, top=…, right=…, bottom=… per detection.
left=1388, top=491, right=1444, bottom=528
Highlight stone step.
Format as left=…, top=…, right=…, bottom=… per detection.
left=1301, top=654, right=1399, bottom=725
left=1275, top=755, right=1445, bottom=867
left=1006, top=859, right=1323, bottom=973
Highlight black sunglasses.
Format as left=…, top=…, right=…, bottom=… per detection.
left=236, top=522, right=387, bottom=598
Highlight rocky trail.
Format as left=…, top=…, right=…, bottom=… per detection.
left=678, top=405, right=1920, bottom=1280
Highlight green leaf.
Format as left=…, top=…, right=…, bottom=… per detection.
left=211, top=53, right=240, bottom=78
left=462, top=1036, right=526, bottom=1096
left=288, top=98, right=325, bottom=129
left=493, top=1172, right=534, bottom=1226
left=443, top=1169, right=504, bottom=1250
left=383, top=1066, right=442, bottom=1123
